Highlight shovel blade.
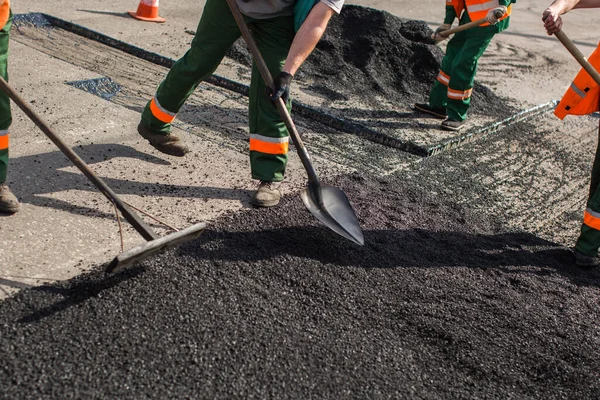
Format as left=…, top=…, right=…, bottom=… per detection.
left=106, top=222, right=208, bottom=273
left=301, top=186, right=364, bottom=246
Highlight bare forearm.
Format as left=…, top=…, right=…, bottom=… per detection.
left=544, top=0, right=600, bottom=33
left=548, top=0, right=600, bottom=14
left=282, top=3, right=334, bottom=76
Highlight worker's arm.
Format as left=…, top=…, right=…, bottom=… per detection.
left=543, top=0, right=600, bottom=34
left=431, top=4, right=456, bottom=43
left=270, top=2, right=335, bottom=102
left=282, top=2, right=335, bottom=76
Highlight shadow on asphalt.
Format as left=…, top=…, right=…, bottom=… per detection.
left=14, top=226, right=599, bottom=324
left=6, top=143, right=254, bottom=218
left=17, top=266, right=145, bottom=324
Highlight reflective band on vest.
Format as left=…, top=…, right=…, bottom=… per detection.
left=448, top=87, right=473, bottom=100
left=555, top=43, right=600, bottom=120
left=0, top=0, right=9, bottom=31
left=583, top=208, right=600, bottom=231
left=452, top=0, right=511, bottom=27
left=0, top=130, right=8, bottom=150
left=149, top=96, right=176, bottom=124
left=449, top=0, right=465, bottom=19
left=437, top=70, right=450, bottom=86
left=249, top=134, right=289, bottom=155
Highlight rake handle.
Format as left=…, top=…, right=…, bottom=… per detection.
left=554, top=30, right=600, bottom=87
left=224, top=0, right=321, bottom=187
left=0, top=76, right=159, bottom=241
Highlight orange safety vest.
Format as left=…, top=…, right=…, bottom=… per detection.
left=555, top=44, right=600, bottom=120
left=0, top=0, right=9, bottom=31
left=447, top=0, right=511, bottom=27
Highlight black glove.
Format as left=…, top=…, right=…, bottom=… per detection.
left=270, top=71, right=293, bottom=103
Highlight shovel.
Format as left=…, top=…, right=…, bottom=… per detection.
left=552, top=29, right=600, bottom=86
left=224, top=0, right=364, bottom=246
left=435, top=9, right=505, bottom=41
left=0, top=76, right=207, bottom=273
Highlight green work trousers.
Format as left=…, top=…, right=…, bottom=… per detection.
left=0, top=12, right=11, bottom=184
left=140, top=0, right=295, bottom=182
left=575, top=124, right=600, bottom=256
left=429, top=28, right=494, bottom=122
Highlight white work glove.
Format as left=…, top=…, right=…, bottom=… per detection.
left=485, top=6, right=507, bottom=25
left=432, top=23, right=451, bottom=43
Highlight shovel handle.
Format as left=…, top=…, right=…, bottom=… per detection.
left=439, top=10, right=504, bottom=37
left=0, top=76, right=159, bottom=241
left=224, top=0, right=320, bottom=186
left=554, top=30, right=600, bottom=87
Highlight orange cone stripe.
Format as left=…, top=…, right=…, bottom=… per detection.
left=149, top=97, right=176, bottom=123
left=583, top=209, right=600, bottom=231
left=249, top=134, right=289, bottom=155
left=447, top=88, right=473, bottom=100
left=437, top=71, right=450, bottom=86
left=0, top=131, right=8, bottom=150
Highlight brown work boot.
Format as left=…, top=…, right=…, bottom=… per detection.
left=573, top=249, right=599, bottom=269
left=0, top=184, right=20, bottom=214
left=137, top=123, right=190, bottom=157
left=414, top=103, right=447, bottom=119
left=441, top=117, right=466, bottom=132
left=250, top=181, right=281, bottom=208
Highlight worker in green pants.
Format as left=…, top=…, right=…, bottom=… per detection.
left=137, top=0, right=344, bottom=207
left=544, top=0, right=600, bottom=267
left=0, top=1, right=18, bottom=214
left=414, top=0, right=516, bottom=132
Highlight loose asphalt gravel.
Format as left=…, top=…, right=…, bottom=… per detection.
left=2, top=5, right=600, bottom=399
left=1, top=169, right=600, bottom=399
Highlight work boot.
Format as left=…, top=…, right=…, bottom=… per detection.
left=0, top=184, right=20, bottom=214
left=441, top=117, right=466, bottom=132
left=137, top=123, right=190, bottom=157
left=573, top=249, right=599, bottom=269
left=414, top=103, right=447, bottom=119
left=250, top=181, right=281, bottom=208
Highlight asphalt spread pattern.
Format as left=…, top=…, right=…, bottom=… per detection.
left=1, top=172, right=600, bottom=399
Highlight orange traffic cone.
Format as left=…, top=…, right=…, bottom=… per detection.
left=128, top=0, right=166, bottom=23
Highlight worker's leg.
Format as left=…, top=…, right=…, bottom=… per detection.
left=445, top=33, right=494, bottom=122
left=0, top=13, right=11, bottom=185
left=247, top=16, right=295, bottom=183
left=429, top=33, right=465, bottom=109
left=575, top=125, right=600, bottom=258
left=0, top=12, right=18, bottom=214
left=140, top=0, right=242, bottom=134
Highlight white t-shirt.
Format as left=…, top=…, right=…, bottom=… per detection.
left=236, top=0, right=344, bottom=20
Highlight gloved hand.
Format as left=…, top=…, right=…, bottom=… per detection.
left=270, top=71, right=294, bottom=103
left=432, top=23, right=451, bottom=43
left=485, top=6, right=507, bottom=25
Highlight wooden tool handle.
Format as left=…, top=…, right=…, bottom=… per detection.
left=554, top=30, right=600, bottom=87
left=0, top=76, right=159, bottom=241
left=224, top=0, right=321, bottom=185
left=439, top=10, right=504, bottom=37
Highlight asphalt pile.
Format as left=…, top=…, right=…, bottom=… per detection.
left=1, top=170, right=599, bottom=398
left=228, top=5, right=512, bottom=117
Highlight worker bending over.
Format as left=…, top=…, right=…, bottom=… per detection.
left=415, top=0, right=516, bottom=132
